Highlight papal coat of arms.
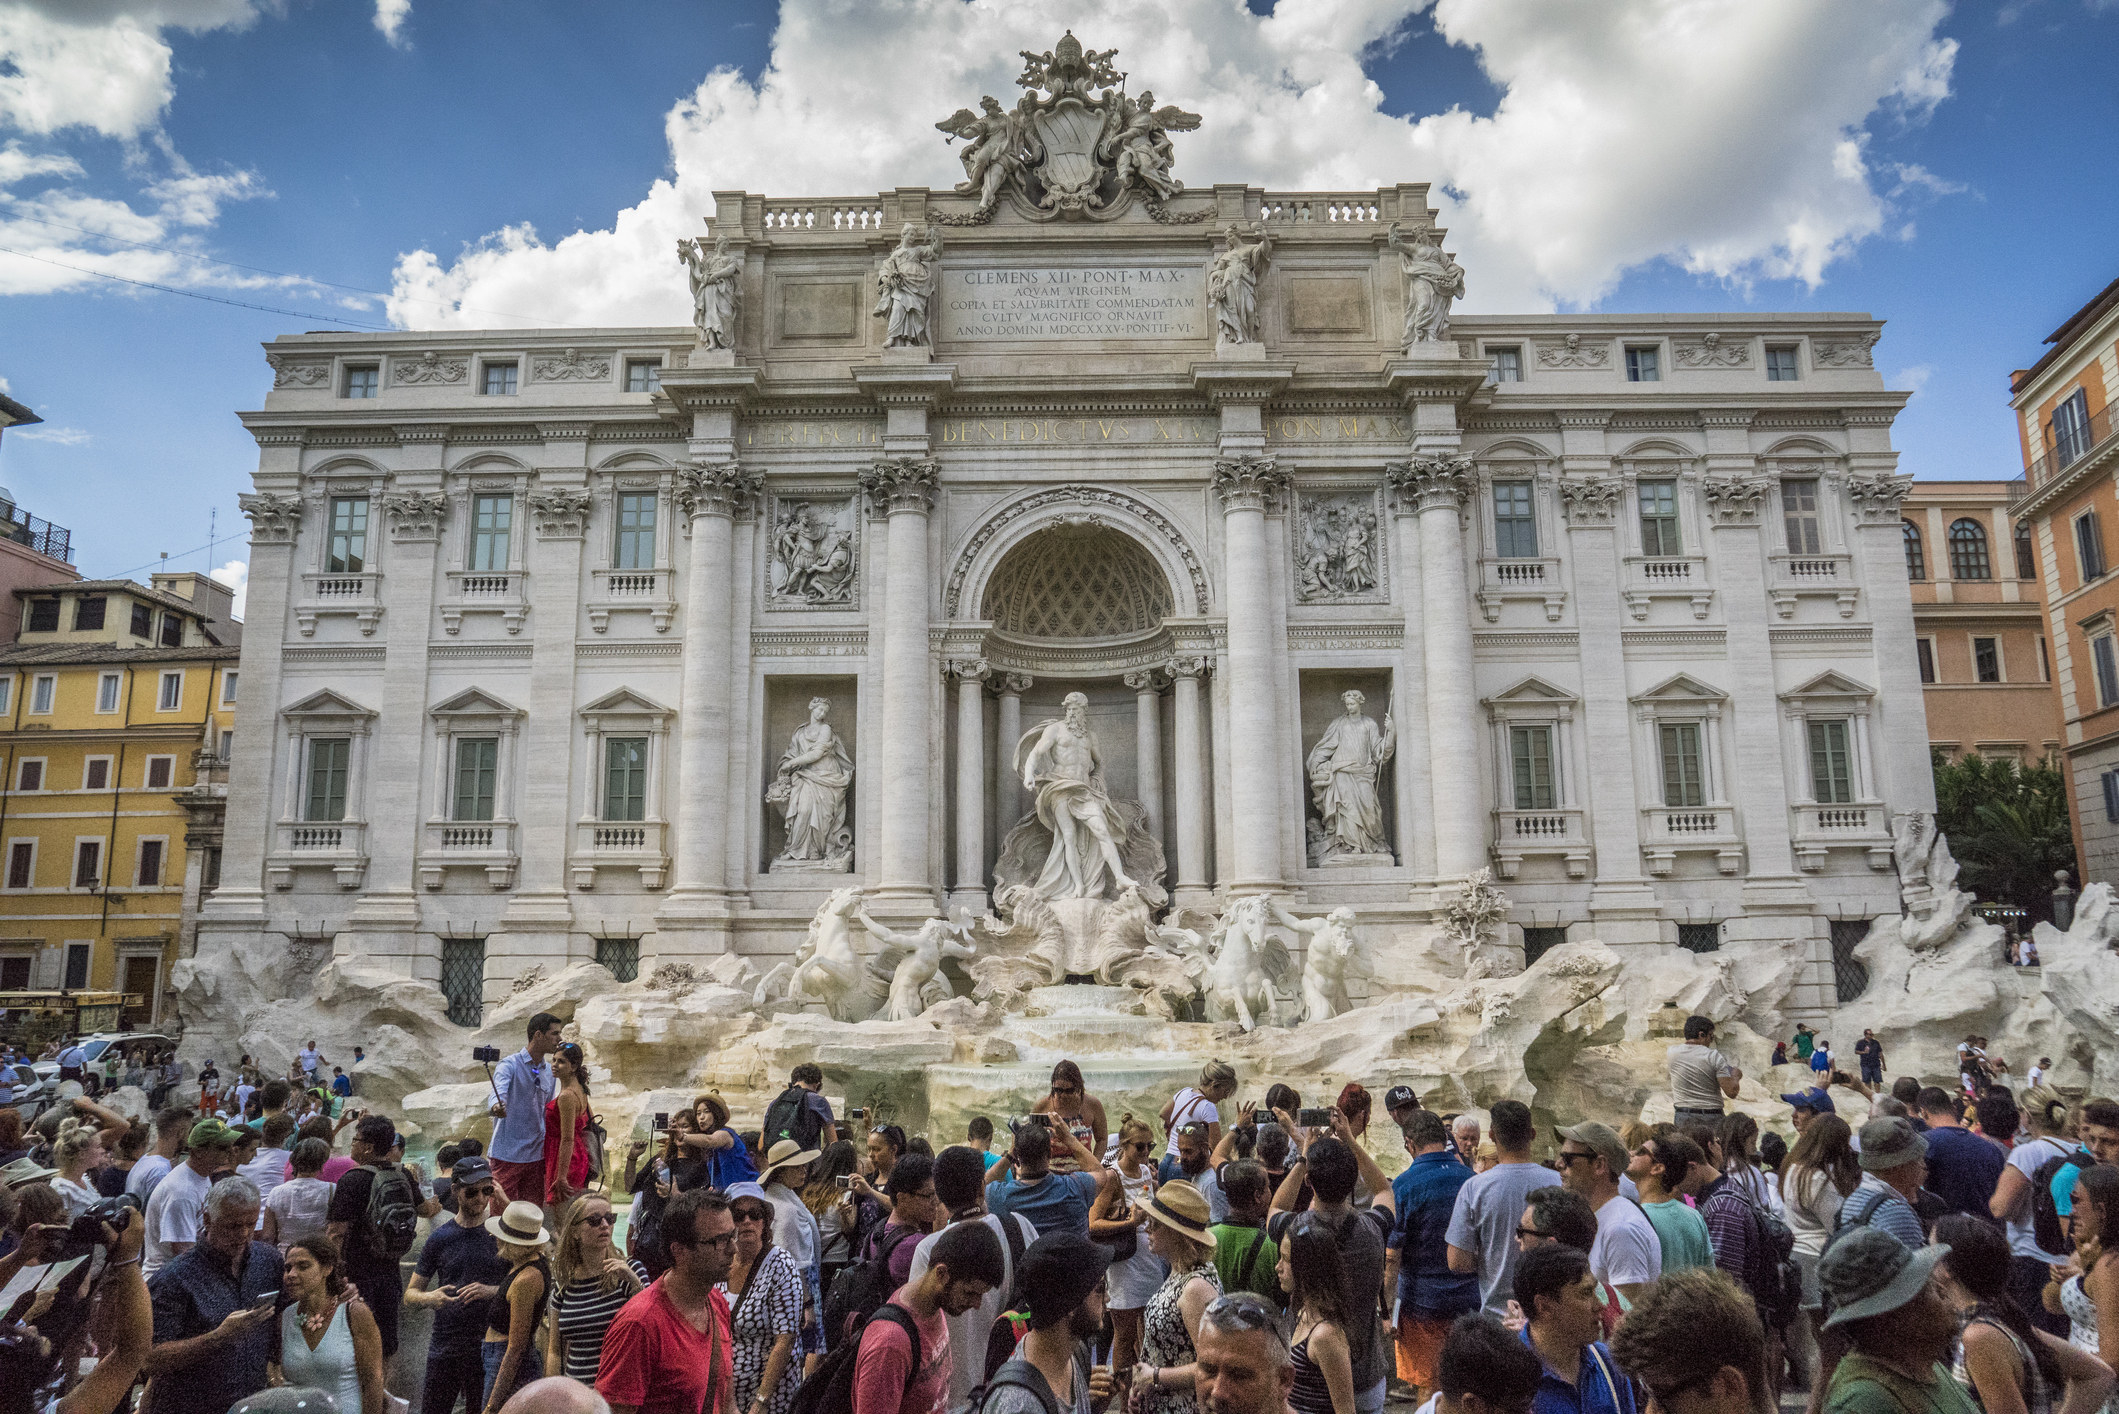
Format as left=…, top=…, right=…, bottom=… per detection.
left=934, top=31, right=1203, bottom=223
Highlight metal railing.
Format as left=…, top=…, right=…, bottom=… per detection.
left=0, top=505, right=72, bottom=563
left=2028, top=402, right=2115, bottom=487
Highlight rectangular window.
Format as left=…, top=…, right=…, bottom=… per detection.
left=1488, top=347, right=1523, bottom=383
left=1783, top=478, right=1823, bottom=555
left=470, top=494, right=513, bottom=572
left=0, top=678, right=12, bottom=715
left=221, top=671, right=239, bottom=705
left=1625, top=346, right=1660, bottom=382
left=452, top=737, right=498, bottom=822
left=1765, top=346, right=1800, bottom=382
left=594, top=937, right=641, bottom=983
left=203, top=846, right=221, bottom=891
left=614, top=493, right=657, bottom=570
left=481, top=362, right=518, bottom=396
left=6, top=843, right=32, bottom=890
left=73, top=841, right=100, bottom=889
left=1658, top=722, right=1705, bottom=807
left=96, top=673, right=120, bottom=714
left=156, top=671, right=182, bottom=711
left=1917, top=638, right=1936, bottom=684
left=129, top=602, right=152, bottom=638
left=1509, top=725, right=1556, bottom=810
left=2095, top=634, right=2119, bottom=709
left=1637, top=479, right=1681, bottom=557
left=2053, top=389, right=2094, bottom=467
left=144, top=756, right=173, bottom=790
left=1493, top=481, right=1539, bottom=559
left=82, top=758, right=109, bottom=791
left=2016, top=522, right=2037, bottom=581
left=343, top=365, right=379, bottom=399
left=0, top=957, right=27, bottom=990
left=2040, top=636, right=2051, bottom=682
left=328, top=497, right=369, bottom=574
left=2078, top=513, right=2107, bottom=580
left=1974, top=637, right=2002, bottom=683
left=158, top=613, right=182, bottom=647
left=15, top=760, right=41, bottom=792
left=72, top=596, right=105, bottom=631
left=624, top=359, right=661, bottom=393
left=2106, top=771, right=2119, bottom=824
left=1522, top=927, right=1566, bottom=966
left=602, top=737, right=648, bottom=821
left=219, top=730, right=234, bottom=760
left=25, top=599, right=58, bottom=633
left=1808, top=719, right=1854, bottom=804
left=62, top=943, right=89, bottom=990
left=29, top=675, right=54, bottom=715
left=136, top=840, right=164, bottom=887
left=304, top=737, right=351, bottom=822
left=1678, top=923, right=1722, bottom=953
left=440, top=938, right=486, bottom=1027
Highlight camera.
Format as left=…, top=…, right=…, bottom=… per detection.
left=71, top=1194, right=138, bottom=1244
left=835, top=1174, right=854, bottom=1190
left=471, top=1045, right=502, bottom=1065
left=1298, top=1107, right=1333, bottom=1128
left=1029, top=1113, right=1053, bottom=1128
left=653, top=1112, right=669, bottom=1131
left=848, top=1107, right=866, bottom=1120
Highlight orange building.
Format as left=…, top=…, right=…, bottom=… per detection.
left=2010, top=276, right=2119, bottom=885
left=1904, top=479, right=2062, bottom=763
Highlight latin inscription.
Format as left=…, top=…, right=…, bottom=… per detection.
left=739, top=414, right=1411, bottom=450
left=742, top=421, right=884, bottom=448
left=941, top=266, right=1207, bottom=342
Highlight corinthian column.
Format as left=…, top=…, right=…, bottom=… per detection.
left=1389, top=456, right=1485, bottom=878
left=863, top=458, right=940, bottom=906
left=1213, top=456, right=1290, bottom=893
left=1166, top=656, right=1211, bottom=901
left=946, top=658, right=990, bottom=913
left=663, top=460, right=757, bottom=933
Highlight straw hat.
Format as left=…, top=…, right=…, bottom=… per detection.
left=759, top=1137, right=820, bottom=1185
left=1141, top=1179, right=1213, bottom=1242
left=485, top=1200, right=552, bottom=1248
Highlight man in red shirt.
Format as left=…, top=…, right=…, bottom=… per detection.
left=598, top=1188, right=736, bottom=1414
left=853, top=1221, right=1007, bottom=1414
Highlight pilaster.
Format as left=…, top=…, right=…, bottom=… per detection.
left=1211, top=455, right=1290, bottom=894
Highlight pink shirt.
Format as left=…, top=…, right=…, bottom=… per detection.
left=284, top=1155, right=356, bottom=1183
left=852, top=1294, right=951, bottom=1414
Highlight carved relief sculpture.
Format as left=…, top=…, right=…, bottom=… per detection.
left=1701, top=475, right=1771, bottom=525
left=1306, top=689, right=1396, bottom=864
left=753, top=887, right=888, bottom=1022
left=855, top=904, right=978, bottom=1021
left=1537, top=333, right=1610, bottom=369
left=936, top=97, right=1033, bottom=214
left=1673, top=332, right=1750, bottom=368
left=766, top=696, right=855, bottom=872
left=873, top=224, right=943, bottom=348
left=1294, top=492, right=1381, bottom=601
left=678, top=234, right=743, bottom=350
left=767, top=499, right=858, bottom=604
left=1444, top=867, right=1520, bottom=979
left=1205, top=225, right=1272, bottom=346
left=238, top=491, right=303, bottom=544
left=267, top=355, right=330, bottom=389
left=526, top=488, right=594, bottom=538
left=1101, top=89, right=1200, bottom=202
left=393, top=351, right=467, bottom=384
left=1198, top=896, right=1295, bottom=1031
left=1813, top=334, right=1878, bottom=368
left=1558, top=477, right=1624, bottom=526
left=1386, top=223, right=1465, bottom=348
left=380, top=490, right=449, bottom=540
left=1845, top=473, right=1914, bottom=524
left=532, top=348, right=612, bottom=381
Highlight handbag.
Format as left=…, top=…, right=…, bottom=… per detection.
left=1093, top=1184, right=1140, bottom=1262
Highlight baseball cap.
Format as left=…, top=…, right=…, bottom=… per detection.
left=1383, top=1086, right=1418, bottom=1112
left=187, top=1117, right=239, bottom=1149
left=1556, top=1121, right=1627, bottom=1177
left=451, top=1156, right=494, bottom=1187
left=1781, top=1087, right=1836, bottom=1115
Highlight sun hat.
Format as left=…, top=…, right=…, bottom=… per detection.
left=758, top=1137, right=820, bottom=1185
left=486, top=1199, right=552, bottom=1248
left=1019, top=1230, right=1115, bottom=1328
left=1819, top=1226, right=1950, bottom=1328
left=1556, top=1121, right=1628, bottom=1177
left=1782, top=1087, right=1836, bottom=1115
left=1141, top=1179, right=1213, bottom=1241
left=1857, top=1117, right=1927, bottom=1171
left=0, top=1156, right=57, bottom=1186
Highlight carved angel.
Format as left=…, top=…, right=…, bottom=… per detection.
left=1099, top=89, right=1200, bottom=201
left=936, top=96, right=1032, bottom=211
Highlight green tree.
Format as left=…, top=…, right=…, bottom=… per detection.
left=1930, top=750, right=2079, bottom=922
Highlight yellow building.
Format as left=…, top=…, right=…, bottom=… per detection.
left=0, top=572, right=240, bottom=1027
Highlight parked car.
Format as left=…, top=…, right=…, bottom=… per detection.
left=30, top=1032, right=177, bottom=1087
left=3, top=1062, right=53, bottom=1118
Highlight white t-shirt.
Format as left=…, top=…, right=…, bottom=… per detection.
left=2006, top=1136, right=2072, bottom=1262
left=2029, top=1065, right=2048, bottom=1089
left=52, top=1174, right=99, bottom=1219
left=239, top=1148, right=292, bottom=1209
left=1164, top=1087, right=1220, bottom=1158
left=299, top=1047, right=321, bottom=1073
left=908, top=1211, right=1041, bottom=1412
left=264, top=1175, right=336, bottom=1251
left=1587, top=1192, right=1662, bottom=1288
left=143, top=1163, right=214, bottom=1275
left=126, top=1153, right=173, bottom=1203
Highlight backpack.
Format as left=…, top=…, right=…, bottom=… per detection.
left=581, top=1112, right=609, bottom=1187
left=982, top=1310, right=1036, bottom=1387
left=975, top=1354, right=1076, bottom=1414
left=986, top=1201, right=1029, bottom=1311
left=787, top=1304, right=921, bottom=1414
left=362, top=1161, right=420, bottom=1260
left=824, top=1223, right=921, bottom=1345
left=763, top=1086, right=826, bottom=1154
left=2030, top=1145, right=2094, bottom=1257
left=1729, top=1186, right=1800, bottom=1329
left=1817, top=1186, right=1894, bottom=1317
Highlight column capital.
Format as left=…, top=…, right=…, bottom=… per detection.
left=237, top=491, right=303, bottom=544
left=380, top=489, right=450, bottom=542
left=1164, top=655, right=1211, bottom=681
left=1558, top=475, right=1624, bottom=527
left=1211, top=455, right=1287, bottom=513
left=1845, top=472, right=1914, bottom=524
left=1701, top=474, right=1773, bottom=526
left=1384, top=455, right=1475, bottom=513
left=990, top=671, right=1033, bottom=697
left=1124, top=668, right=1168, bottom=694
left=861, top=458, right=939, bottom=515
left=526, top=488, right=594, bottom=538
left=944, top=657, right=990, bottom=684
left=677, top=460, right=762, bottom=521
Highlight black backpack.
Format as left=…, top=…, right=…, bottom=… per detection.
left=362, top=1161, right=421, bottom=1260
left=787, top=1305, right=920, bottom=1414
left=975, top=1355, right=1076, bottom=1414
left=824, top=1224, right=921, bottom=1346
left=2031, top=1145, right=2095, bottom=1256
left=762, top=1086, right=826, bottom=1154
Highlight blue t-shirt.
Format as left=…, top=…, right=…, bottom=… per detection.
left=1390, top=1150, right=1479, bottom=1317
left=1524, top=1328, right=1636, bottom=1414
left=414, top=1217, right=509, bottom=1355
left=1922, top=1124, right=2007, bottom=1219
left=707, top=1129, right=761, bottom=1191
left=987, top=1170, right=1101, bottom=1240
left=331, top=1074, right=352, bottom=1097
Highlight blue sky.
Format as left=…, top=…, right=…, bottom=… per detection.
left=0, top=0, right=2112, bottom=605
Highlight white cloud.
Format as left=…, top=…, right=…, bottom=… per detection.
left=209, top=557, right=246, bottom=620
left=9, top=423, right=89, bottom=443
left=1895, top=363, right=1935, bottom=400
left=372, top=0, right=408, bottom=48
left=388, top=0, right=1958, bottom=327
left=0, top=1, right=259, bottom=140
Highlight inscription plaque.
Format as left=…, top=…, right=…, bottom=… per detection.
left=940, top=265, right=1207, bottom=342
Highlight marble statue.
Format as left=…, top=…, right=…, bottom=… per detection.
left=1100, top=89, right=1200, bottom=201
left=1306, top=690, right=1396, bottom=863
left=1270, top=900, right=1360, bottom=1023
left=766, top=698, right=854, bottom=870
left=678, top=234, right=743, bottom=349
left=1891, top=811, right=1976, bottom=950
left=1017, top=691, right=1139, bottom=900
left=1295, top=495, right=1379, bottom=602
left=874, top=224, right=943, bottom=349
left=1444, top=868, right=1519, bottom=979
left=1199, top=896, right=1294, bottom=1031
left=936, top=96, right=1032, bottom=212
left=1387, top=223, right=1465, bottom=348
left=769, top=501, right=856, bottom=604
left=1206, top=225, right=1272, bottom=346
left=856, top=904, right=978, bottom=1021
left=756, top=887, right=888, bottom=1022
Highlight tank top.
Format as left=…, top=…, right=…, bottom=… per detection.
left=1954, top=1314, right=2053, bottom=1414
left=279, top=1300, right=363, bottom=1414
left=487, top=1258, right=551, bottom=1340
left=1290, top=1328, right=1338, bottom=1414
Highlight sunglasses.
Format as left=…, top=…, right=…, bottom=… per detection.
left=1203, top=1293, right=1290, bottom=1350
left=582, top=1212, right=616, bottom=1227
left=461, top=1184, right=497, bottom=1197
left=1516, top=1225, right=1551, bottom=1240
left=733, top=1208, right=772, bottom=1224
left=1556, top=1151, right=1596, bottom=1166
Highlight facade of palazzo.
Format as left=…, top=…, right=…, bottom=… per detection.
left=198, top=177, right=1929, bottom=1023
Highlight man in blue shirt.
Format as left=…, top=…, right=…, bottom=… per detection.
left=986, top=1119, right=1108, bottom=1238
left=142, top=1175, right=285, bottom=1414
left=1514, top=1242, right=1635, bottom=1414
left=1390, top=1110, right=1480, bottom=1400
left=406, top=1157, right=509, bottom=1414
left=1914, top=1088, right=2005, bottom=1218
left=487, top=1010, right=561, bottom=1206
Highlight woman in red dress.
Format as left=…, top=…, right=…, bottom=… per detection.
left=543, top=1042, right=593, bottom=1205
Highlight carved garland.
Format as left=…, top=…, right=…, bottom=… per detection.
left=1701, top=475, right=1772, bottom=525
left=1844, top=472, right=1914, bottom=524
left=381, top=490, right=449, bottom=540
left=943, top=484, right=1213, bottom=619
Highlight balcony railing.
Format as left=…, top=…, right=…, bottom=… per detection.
left=1766, top=553, right=1858, bottom=618
left=587, top=567, right=676, bottom=634
left=441, top=570, right=527, bottom=635
left=268, top=819, right=368, bottom=891
left=420, top=819, right=517, bottom=890
left=1491, top=807, right=1591, bottom=879
left=1639, top=805, right=1744, bottom=876
left=1791, top=801, right=1894, bottom=873
left=1476, top=557, right=1567, bottom=622
left=296, top=572, right=382, bottom=636
left=2029, top=403, right=2115, bottom=488
left=571, top=819, right=668, bottom=890
left=0, top=504, right=72, bottom=563
left=1621, top=555, right=1714, bottom=620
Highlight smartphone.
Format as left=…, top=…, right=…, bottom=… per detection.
left=1298, top=1107, right=1333, bottom=1128
left=848, top=1107, right=867, bottom=1120
left=653, top=1112, right=669, bottom=1131
left=835, top=1174, right=853, bottom=1190
left=1029, top=1113, right=1053, bottom=1128
left=251, top=1290, right=281, bottom=1309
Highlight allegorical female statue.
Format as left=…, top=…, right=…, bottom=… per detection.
left=1205, top=224, right=1272, bottom=345
left=766, top=697, right=855, bottom=870
left=1305, top=689, right=1396, bottom=862
left=873, top=223, right=944, bottom=349
left=1386, top=222, right=1465, bottom=348
left=678, top=234, right=742, bottom=350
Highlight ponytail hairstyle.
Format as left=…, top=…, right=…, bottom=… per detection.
left=1936, top=1214, right=2064, bottom=1389
left=2023, top=1085, right=2070, bottom=1138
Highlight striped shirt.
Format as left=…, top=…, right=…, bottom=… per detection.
left=550, top=1259, right=650, bottom=1381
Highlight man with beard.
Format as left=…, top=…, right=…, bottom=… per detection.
left=977, top=1232, right=1118, bottom=1414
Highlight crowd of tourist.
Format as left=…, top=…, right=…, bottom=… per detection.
left=2, top=1007, right=2118, bottom=1414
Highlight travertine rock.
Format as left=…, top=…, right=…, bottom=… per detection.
left=2035, top=883, right=2119, bottom=1093
left=1840, top=913, right=2061, bottom=1089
